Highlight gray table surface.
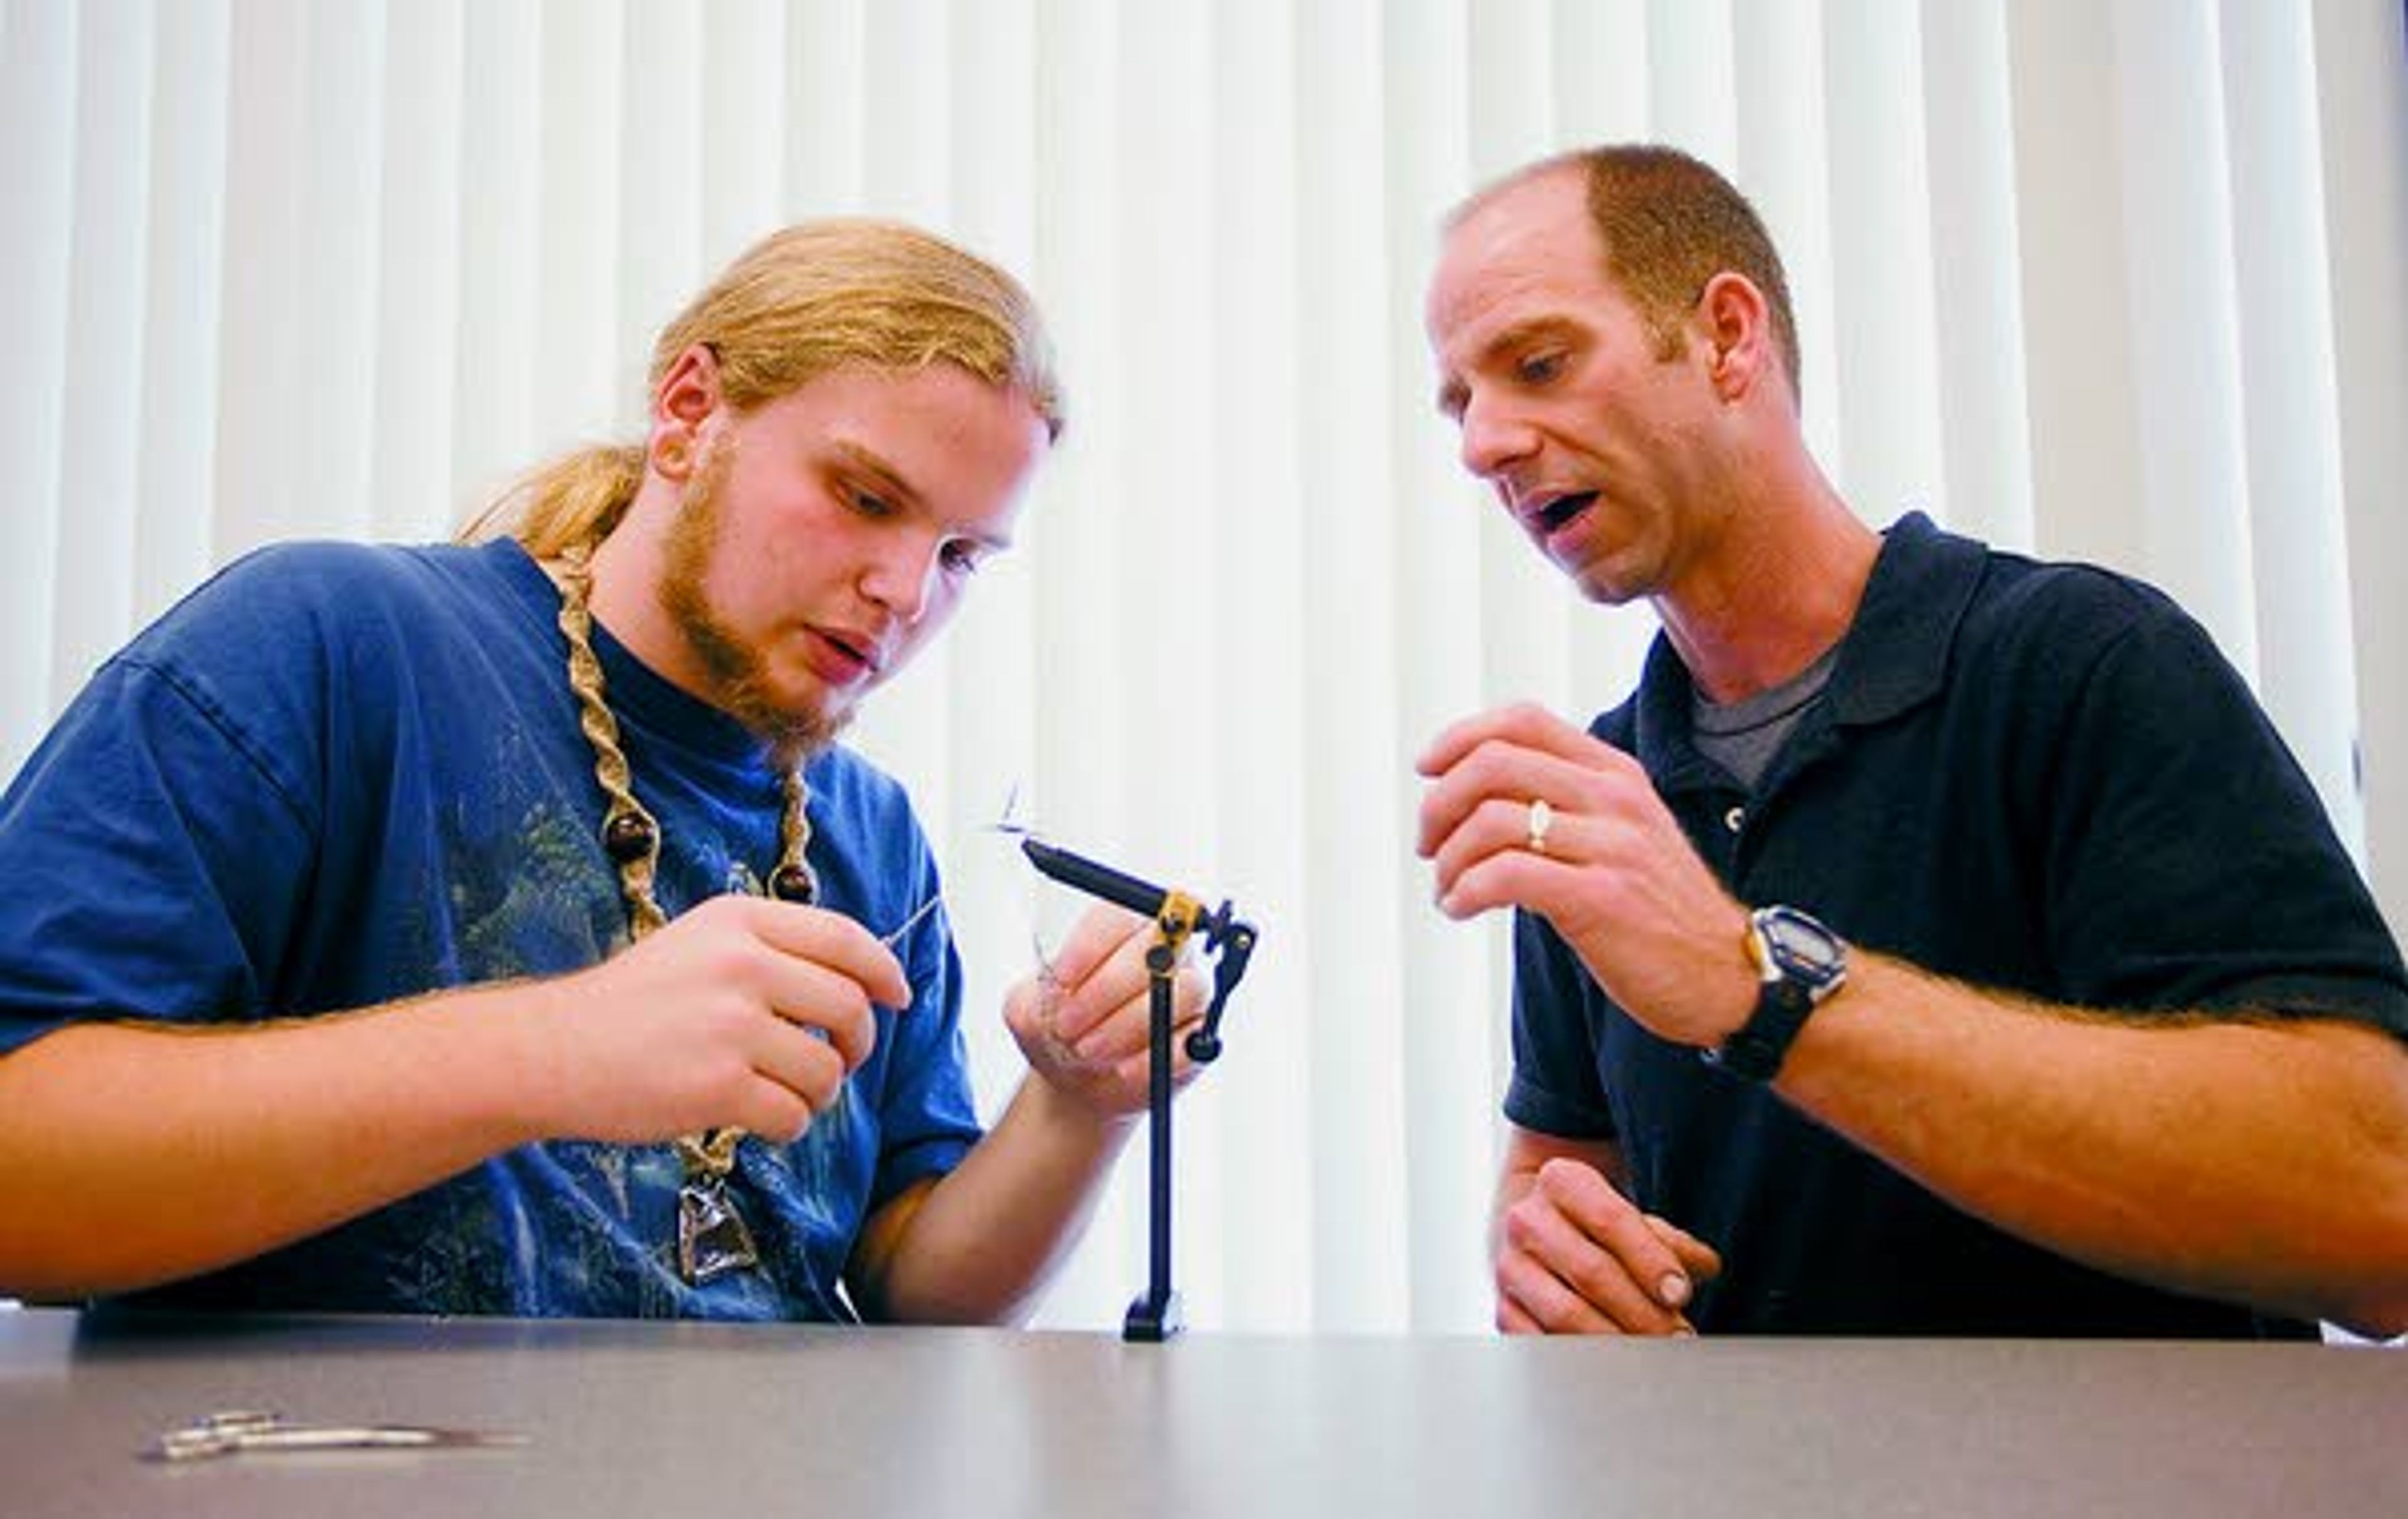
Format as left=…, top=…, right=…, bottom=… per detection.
left=3, top=1307, right=2402, bottom=1517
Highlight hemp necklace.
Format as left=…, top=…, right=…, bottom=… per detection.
left=552, top=539, right=818, bottom=1286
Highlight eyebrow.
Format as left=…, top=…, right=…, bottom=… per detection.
left=830, top=439, right=1015, bottom=552
left=830, top=439, right=916, bottom=506
left=1434, top=315, right=1585, bottom=418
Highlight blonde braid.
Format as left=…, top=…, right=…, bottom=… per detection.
left=553, top=540, right=669, bottom=938
left=547, top=535, right=818, bottom=1193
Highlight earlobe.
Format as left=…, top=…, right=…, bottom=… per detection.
left=1699, top=273, right=1766, bottom=401
left=1709, top=340, right=1750, bottom=402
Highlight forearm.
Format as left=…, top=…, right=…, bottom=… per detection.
left=0, top=984, right=559, bottom=1300
left=1779, top=954, right=2408, bottom=1334
left=857, top=1076, right=1136, bottom=1325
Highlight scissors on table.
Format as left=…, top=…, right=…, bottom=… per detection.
left=144, top=1409, right=529, bottom=1462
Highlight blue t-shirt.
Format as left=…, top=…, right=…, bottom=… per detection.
left=0, top=539, right=982, bottom=1320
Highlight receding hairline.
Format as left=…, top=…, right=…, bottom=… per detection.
left=1439, top=145, right=1803, bottom=402
left=1442, top=152, right=1593, bottom=235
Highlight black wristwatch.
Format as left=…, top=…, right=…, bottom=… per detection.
left=1703, top=905, right=1847, bottom=1082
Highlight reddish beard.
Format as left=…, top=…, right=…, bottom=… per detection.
left=657, top=435, right=850, bottom=761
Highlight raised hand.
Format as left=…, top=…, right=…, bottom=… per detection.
left=1417, top=701, right=1755, bottom=1051
left=1003, top=903, right=1208, bottom=1118
left=527, top=893, right=909, bottom=1145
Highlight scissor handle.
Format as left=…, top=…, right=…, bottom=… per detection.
left=144, top=1409, right=527, bottom=1461
left=147, top=1410, right=282, bottom=1461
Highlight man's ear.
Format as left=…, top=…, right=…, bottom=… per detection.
left=1697, top=272, right=1771, bottom=401
left=648, top=343, right=724, bottom=479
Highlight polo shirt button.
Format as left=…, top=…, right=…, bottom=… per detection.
left=1723, top=805, right=1745, bottom=833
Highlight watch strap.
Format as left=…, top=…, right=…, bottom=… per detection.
left=1702, top=974, right=1818, bottom=1083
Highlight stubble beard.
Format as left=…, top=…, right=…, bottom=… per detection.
left=657, top=436, right=852, bottom=764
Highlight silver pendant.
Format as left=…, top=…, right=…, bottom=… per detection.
left=675, top=1173, right=760, bottom=1285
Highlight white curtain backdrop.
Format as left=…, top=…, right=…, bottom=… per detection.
left=4, top=0, right=2405, bottom=1333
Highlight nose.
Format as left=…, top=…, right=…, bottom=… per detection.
left=1456, top=391, right=1538, bottom=481
left=860, top=533, right=944, bottom=627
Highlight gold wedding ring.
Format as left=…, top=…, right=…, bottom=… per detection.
left=1526, top=797, right=1554, bottom=855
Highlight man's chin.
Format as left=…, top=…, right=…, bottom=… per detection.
left=1564, top=560, right=1654, bottom=607
left=715, top=680, right=854, bottom=763
left=1575, top=576, right=1644, bottom=607
left=766, top=703, right=852, bottom=765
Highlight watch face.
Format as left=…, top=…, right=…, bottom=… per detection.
left=1756, top=905, right=1844, bottom=984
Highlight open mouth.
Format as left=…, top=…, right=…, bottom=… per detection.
left=812, top=628, right=880, bottom=684
left=1531, top=491, right=1597, bottom=535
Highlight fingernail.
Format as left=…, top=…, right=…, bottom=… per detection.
left=1659, top=1273, right=1690, bottom=1308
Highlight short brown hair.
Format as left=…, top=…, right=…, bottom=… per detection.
left=1458, top=145, right=1802, bottom=401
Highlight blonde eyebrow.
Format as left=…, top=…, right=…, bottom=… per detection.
left=830, top=439, right=1014, bottom=554
left=830, top=439, right=917, bottom=507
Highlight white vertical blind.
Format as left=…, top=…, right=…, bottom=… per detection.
left=372, top=1, right=463, bottom=542
left=52, top=0, right=152, bottom=702
left=2115, top=0, right=2259, bottom=674
left=1300, top=0, right=1417, bottom=1331
left=2010, top=2, right=2151, bottom=581
left=2324, top=3, right=2408, bottom=944
left=1, top=0, right=75, bottom=765
left=3, top=0, right=2404, bottom=1333
left=1823, top=0, right=1946, bottom=532
left=1922, top=0, right=2036, bottom=549
left=2226, top=0, right=2362, bottom=851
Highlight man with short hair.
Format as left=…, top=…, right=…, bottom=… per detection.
left=1416, top=145, right=2408, bottom=1338
left=0, top=219, right=1198, bottom=1323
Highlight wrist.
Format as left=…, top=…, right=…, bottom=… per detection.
left=1701, top=905, right=1848, bottom=1083
left=463, top=976, right=582, bottom=1145
left=1020, top=1066, right=1143, bottom=1152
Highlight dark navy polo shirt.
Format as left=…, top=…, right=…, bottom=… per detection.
left=1506, top=513, right=2408, bottom=1337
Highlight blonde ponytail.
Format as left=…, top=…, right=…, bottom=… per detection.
left=455, top=443, right=646, bottom=552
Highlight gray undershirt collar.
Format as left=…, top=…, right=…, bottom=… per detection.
left=1689, top=644, right=1841, bottom=792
